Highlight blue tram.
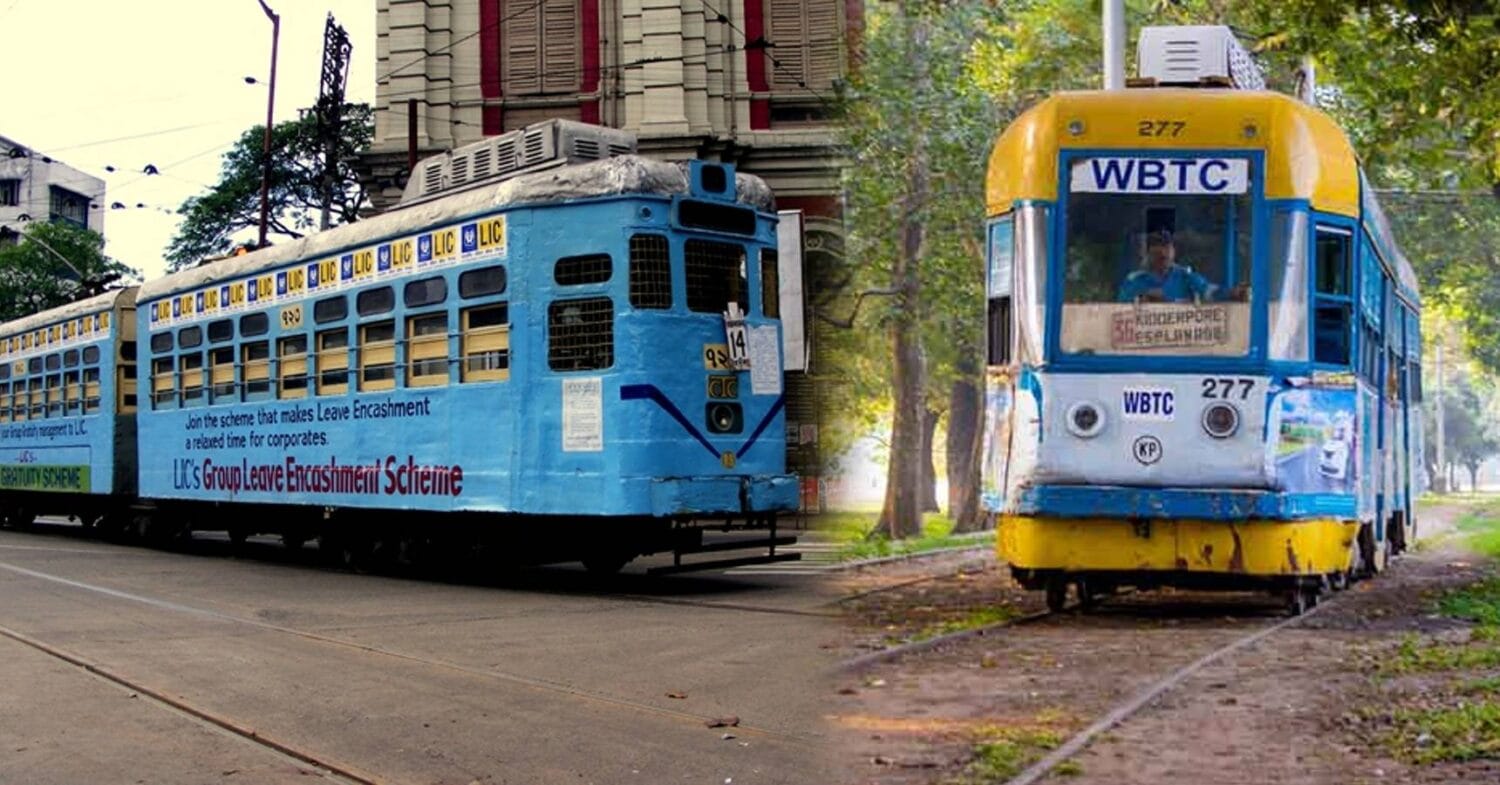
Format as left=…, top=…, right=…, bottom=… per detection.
left=0, top=121, right=801, bottom=574
left=981, top=29, right=1423, bottom=611
left=0, top=289, right=139, bottom=527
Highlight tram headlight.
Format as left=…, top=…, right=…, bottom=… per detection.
left=1065, top=402, right=1105, bottom=438
left=1202, top=402, right=1240, bottom=439
left=706, top=402, right=743, bottom=434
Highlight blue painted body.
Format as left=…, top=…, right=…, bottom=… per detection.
left=137, top=174, right=795, bottom=519
left=0, top=297, right=137, bottom=501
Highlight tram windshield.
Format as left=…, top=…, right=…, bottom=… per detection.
left=1060, top=172, right=1252, bottom=357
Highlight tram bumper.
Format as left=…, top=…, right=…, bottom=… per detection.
left=999, top=514, right=1358, bottom=577
left=648, top=474, right=799, bottom=517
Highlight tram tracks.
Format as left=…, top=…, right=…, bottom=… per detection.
left=0, top=558, right=811, bottom=745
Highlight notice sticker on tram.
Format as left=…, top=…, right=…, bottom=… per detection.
left=1070, top=157, right=1249, bottom=195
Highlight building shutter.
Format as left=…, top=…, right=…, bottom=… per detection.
left=766, top=0, right=840, bottom=92
left=502, top=0, right=580, bottom=96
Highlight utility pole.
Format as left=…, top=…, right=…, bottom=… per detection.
left=256, top=0, right=281, bottom=248
left=316, top=13, right=353, bottom=230
left=1435, top=332, right=1446, bottom=492
left=1102, top=0, right=1125, bottom=90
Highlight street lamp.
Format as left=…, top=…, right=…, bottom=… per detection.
left=256, top=0, right=280, bottom=249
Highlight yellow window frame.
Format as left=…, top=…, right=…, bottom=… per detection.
left=359, top=321, right=396, bottom=392
left=316, top=329, right=349, bottom=396
left=461, top=304, right=510, bottom=383
left=407, top=313, right=449, bottom=388
left=279, top=335, right=309, bottom=399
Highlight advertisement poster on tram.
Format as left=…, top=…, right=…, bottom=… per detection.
left=1270, top=388, right=1358, bottom=495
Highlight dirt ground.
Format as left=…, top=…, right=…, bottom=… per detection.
left=828, top=501, right=1500, bottom=785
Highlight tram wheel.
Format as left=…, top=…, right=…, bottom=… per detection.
left=1044, top=577, right=1068, bottom=613
left=1286, top=586, right=1319, bottom=616
left=582, top=553, right=631, bottom=576
left=1075, top=578, right=1103, bottom=612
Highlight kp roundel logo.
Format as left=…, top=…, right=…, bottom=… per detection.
left=1132, top=435, right=1163, bottom=465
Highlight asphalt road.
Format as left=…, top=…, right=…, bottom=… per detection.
left=1277, top=445, right=1351, bottom=495
left=0, top=521, right=838, bottom=785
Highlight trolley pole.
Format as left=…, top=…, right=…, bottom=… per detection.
left=1102, top=0, right=1125, bottom=90
left=1435, top=336, right=1446, bottom=492
left=256, top=0, right=281, bottom=249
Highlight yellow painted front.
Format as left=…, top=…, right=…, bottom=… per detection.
left=999, top=515, right=1358, bottom=576
left=986, top=89, right=1359, bottom=218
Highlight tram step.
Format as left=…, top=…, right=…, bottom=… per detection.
left=647, top=552, right=802, bottom=576
left=679, top=535, right=799, bottom=555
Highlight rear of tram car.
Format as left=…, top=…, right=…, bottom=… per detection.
left=981, top=32, right=1419, bottom=610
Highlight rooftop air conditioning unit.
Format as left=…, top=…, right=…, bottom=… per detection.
left=1136, top=25, right=1264, bottom=90
left=400, top=119, right=638, bottom=207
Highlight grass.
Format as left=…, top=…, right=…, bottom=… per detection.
left=913, top=606, right=1022, bottom=642
left=1455, top=500, right=1500, bottom=560
left=818, top=510, right=984, bottom=561
left=1382, top=634, right=1500, bottom=675
left=1387, top=701, right=1500, bottom=764
left=948, top=725, right=1064, bottom=784
left=1438, top=578, right=1500, bottom=627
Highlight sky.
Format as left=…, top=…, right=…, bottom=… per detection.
left=1, top=0, right=378, bottom=282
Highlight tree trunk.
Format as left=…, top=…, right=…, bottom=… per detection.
left=876, top=12, right=931, bottom=541
left=920, top=408, right=941, bottom=513
left=946, top=368, right=986, bottom=533
left=1469, top=462, right=1480, bottom=493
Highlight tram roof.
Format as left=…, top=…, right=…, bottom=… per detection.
left=0, top=287, right=138, bottom=339
left=138, top=156, right=774, bottom=303
left=985, top=89, right=1360, bottom=217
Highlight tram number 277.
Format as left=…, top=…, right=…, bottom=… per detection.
left=1201, top=377, right=1254, bottom=400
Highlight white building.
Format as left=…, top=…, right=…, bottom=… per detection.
left=0, top=135, right=106, bottom=245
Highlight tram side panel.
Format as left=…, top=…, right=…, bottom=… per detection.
left=135, top=197, right=795, bottom=527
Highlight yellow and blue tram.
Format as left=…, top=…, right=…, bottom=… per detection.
left=982, top=68, right=1422, bottom=611
left=0, top=121, right=801, bottom=574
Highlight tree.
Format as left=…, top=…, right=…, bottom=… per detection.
left=0, top=222, right=138, bottom=321
left=166, top=103, right=373, bottom=271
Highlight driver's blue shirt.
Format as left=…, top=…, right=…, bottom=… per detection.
left=1117, top=263, right=1221, bottom=302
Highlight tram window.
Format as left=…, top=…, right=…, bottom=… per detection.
left=404, top=276, right=447, bottom=308
left=151, top=356, right=175, bottom=406
left=0, top=383, right=8, bottom=422
left=554, top=254, right=612, bottom=286
left=548, top=297, right=614, bottom=371
left=988, top=298, right=1012, bottom=366
left=83, top=368, right=101, bottom=413
left=44, top=353, right=60, bottom=371
left=407, top=313, right=449, bottom=387
left=45, top=374, right=61, bottom=414
left=629, top=234, right=672, bottom=309
left=684, top=240, right=747, bottom=314
left=12, top=382, right=27, bottom=421
left=210, top=347, right=236, bottom=399
left=357, top=287, right=395, bottom=317
left=461, top=304, right=509, bottom=382
left=179, top=352, right=205, bottom=405
left=27, top=357, right=40, bottom=374
left=1410, top=361, right=1423, bottom=402
left=207, top=319, right=234, bottom=344
left=28, top=378, right=42, bottom=418
left=150, top=332, right=173, bottom=354
left=1313, top=228, right=1353, bottom=366
left=82, top=345, right=100, bottom=365
left=63, top=349, right=79, bottom=368
left=240, top=312, right=269, bottom=337
left=243, top=341, right=271, bottom=398
left=278, top=335, right=309, bottom=399
left=63, top=370, right=80, bottom=412
left=459, top=265, right=506, bottom=298
left=0, top=365, right=8, bottom=382
left=316, top=329, right=349, bottom=395
left=179, top=326, right=202, bottom=349
left=760, top=249, right=780, bottom=318
left=1063, top=187, right=1252, bottom=357
left=314, top=296, right=348, bottom=324
left=358, top=321, right=397, bottom=391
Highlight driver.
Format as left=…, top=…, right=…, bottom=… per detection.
left=1117, top=230, right=1248, bottom=303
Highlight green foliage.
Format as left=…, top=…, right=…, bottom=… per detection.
left=166, top=103, right=373, bottom=271
left=1439, top=578, right=1500, bottom=628
left=0, top=222, right=138, bottom=321
left=821, top=510, right=976, bottom=561
left=1454, top=500, right=1500, bottom=560
left=1423, top=349, right=1500, bottom=488
left=1382, top=633, right=1500, bottom=675
left=949, top=725, right=1063, bottom=784
left=1387, top=701, right=1500, bottom=764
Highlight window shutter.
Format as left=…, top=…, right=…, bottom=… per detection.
left=502, top=0, right=542, bottom=94
left=541, top=0, right=581, bottom=93
left=766, top=0, right=805, bottom=91
left=766, top=0, right=840, bottom=92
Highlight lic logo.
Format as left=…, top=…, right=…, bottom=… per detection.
left=461, top=224, right=478, bottom=254
left=418, top=235, right=433, bottom=263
